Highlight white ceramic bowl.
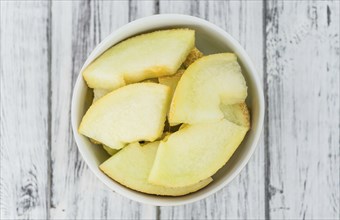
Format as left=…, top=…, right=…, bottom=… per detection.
left=71, top=14, right=264, bottom=206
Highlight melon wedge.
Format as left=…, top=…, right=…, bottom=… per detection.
left=148, top=119, right=248, bottom=187
left=220, top=102, right=250, bottom=128
left=93, top=88, right=110, bottom=103
left=182, top=47, right=203, bottom=68
left=102, top=145, right=119, bottom=156
left=83, top=29, right=195, bottom=90
left=159, top=69, right=184, bottom=100
left=92, top=79, right=159, bottom=103
left=100, top=142, right=212, bottom=196
left=79, top=83, right=171, bottom=149
left=169, top=53, right=247, bottom=125
left=158, top=48, right=203, bottom=100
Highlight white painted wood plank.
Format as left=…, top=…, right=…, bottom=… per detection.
left=0, top=1, right=50, bottom=219
left=50, top=1, right=158, bottom=219
left=265, top=1, right=340, bottom=219
left=158, top=1, right=265, bottom=219
left=129, top=0, right=158, bottom=20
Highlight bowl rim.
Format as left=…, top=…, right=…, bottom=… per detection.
left=71, top=14, right=265, bottom=206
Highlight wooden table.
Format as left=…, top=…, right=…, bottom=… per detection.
left=1, top=1, right=339, bottom=219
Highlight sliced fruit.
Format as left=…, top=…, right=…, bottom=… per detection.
left=158, top=48, right=203, bottom=100
left=182, top=47, right=204, bottom=68
left=148, top=119, right=248, bottom=187
left=93, top=88, right=110, bottom=103
left=157, top=132, right=171, bottom=141
left=92, top=79, right=158, bottom=104
left=169, top=53, right=247, bottom=125
left=100, top=142, right=212, bottom=196
left=83, top=29, right=195, bottom=90
left=220, top=102, right=250, bottom=128
left=102, top=145, right=119, bottom=156
left=90, top=138, right=101, bottom=145
left=142, top=78, right=159, bottom=83
left=88, top=139, right=118, bottom=155
left=179, top=124, right=187, bottom=130
left=79, top=83, right=171, bottom=149
left=159, top=69, right=184, bottom=100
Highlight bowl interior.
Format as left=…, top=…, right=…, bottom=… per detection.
left=72, top=15, right=263, bottom=206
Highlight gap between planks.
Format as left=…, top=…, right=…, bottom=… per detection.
left=263, top=1, right=270, bottom=220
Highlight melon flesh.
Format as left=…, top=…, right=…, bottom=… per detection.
left=148, top=119, right=248, bottom=187
left=182, top=47, right=203, bottom=68
left=220, top=102, right=250, bottom=128
left=158, top=69, right=184, bottom=101
left=158, top=48, right=203, bottom=100
left=93, top=88, right=110, bottom=103
left=102, top=145, right=119, bottom=156
left=79, top=83, right=171, bottom=149
left=169, top=53, right=247, bottom=125
left=83, top=29, right=195, bottom=90
left=100, top=142, right=212, bottom=196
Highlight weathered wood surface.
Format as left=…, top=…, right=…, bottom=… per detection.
left=265, top=1, right=340, bottom=219
left=0, top=0, right=339, bottom=219
left=0, top=1, right=50, bottom=219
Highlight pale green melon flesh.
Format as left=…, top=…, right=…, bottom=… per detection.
left=158, top=69, right=184, bottom=101
left=102, top=145, right=119, bottom=156
left=220, top=102, right=250, bottom=128
left=83, top=29, right=195, bottom=90
left=79, top=83, right=171, bottom=149
left=100, top=142, right=212, bottom=196
left=169, top=53, right=247, bottom=125
left=93, top=88, right=110, bottom=103
left=148, top=119, right=248, bottom=187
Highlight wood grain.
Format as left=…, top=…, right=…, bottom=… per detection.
left=49, top=1, right=158, bottom=219
left=0, top=1, right=50, bottom=219
left=265, top=1, right=340, bottom=219
left=158, top=1, right=265, bottom=219
left=0, top=1, right=339, bottom=219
